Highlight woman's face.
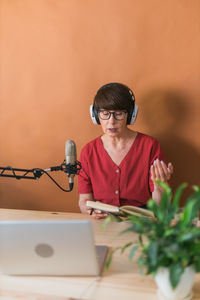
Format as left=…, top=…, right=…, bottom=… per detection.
left=98, top=110, right=128, bottom=137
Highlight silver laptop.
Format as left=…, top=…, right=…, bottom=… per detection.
left=0, top=219, right=108, bottom=276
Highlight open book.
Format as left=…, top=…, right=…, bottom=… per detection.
left=86, top=201, right=154, bottom=219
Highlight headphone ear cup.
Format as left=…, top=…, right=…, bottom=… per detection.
left=90, top=105, right=100, bottom=125
left=127, top=104, right=138, bottom=125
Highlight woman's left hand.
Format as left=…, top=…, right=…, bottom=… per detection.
left=150, top=159, right=173, bottom=204
left=151, top=159, right=173, bottom=186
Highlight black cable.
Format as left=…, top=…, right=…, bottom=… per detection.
left=33, top=168, right=73, bottom=192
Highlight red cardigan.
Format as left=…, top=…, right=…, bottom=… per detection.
left=78, top=132, right=166, bottom=207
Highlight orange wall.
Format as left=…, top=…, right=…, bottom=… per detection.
left=0, top=0, right=200, bottom=211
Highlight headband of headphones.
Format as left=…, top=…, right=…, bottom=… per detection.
left=90, top=83, right=138, bottom=125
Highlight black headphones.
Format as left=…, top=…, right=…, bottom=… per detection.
left=90, top=83, right=138, bottom=125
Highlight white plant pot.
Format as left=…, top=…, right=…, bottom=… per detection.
left=154, top=265, right=195, bottom=300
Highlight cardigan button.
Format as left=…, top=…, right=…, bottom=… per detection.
left=116, top=169, right=119, bottom=173
left=115, top=190, right=119, bottom=194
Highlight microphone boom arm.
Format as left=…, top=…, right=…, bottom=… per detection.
left=0, top=160, right=82, bottom=192
left=0, top=166, right=43, bottom=180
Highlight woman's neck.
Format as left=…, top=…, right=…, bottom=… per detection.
left=100, top=129, right=138, bottom=166
left=101, top=129, right=137, bottom=148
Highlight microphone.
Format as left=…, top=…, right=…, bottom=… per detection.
left=44, top=140, right=81, bottom=191
left=64, top=140, right=77, bottom=190
left=65, top=140, right=76, bottom=166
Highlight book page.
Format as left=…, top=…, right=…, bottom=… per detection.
left=86, top=201, right=120, bottom=213
left=120, top=206, right=154, bottom=218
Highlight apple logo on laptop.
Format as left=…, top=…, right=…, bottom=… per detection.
left=35, top=243, right=54, bottom=258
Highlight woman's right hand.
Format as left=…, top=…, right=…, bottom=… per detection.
left=79, top=193, right=108, bottom=219
left=89, top=209, right=108, bottom=219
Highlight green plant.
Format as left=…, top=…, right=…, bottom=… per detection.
left=105, top=182, right=200, bottom=288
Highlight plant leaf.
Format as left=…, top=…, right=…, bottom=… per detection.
left=181, top=195, right=200, bottom=228
left=101, top=215, right=112, bottom=229
left=173, top=183, right=187, bottom=208
left=105, top=252, right=113, bottom=269
left=147, top=199, right=161, bottom=220
left=129, top=245, right=138, bottom=261
left=169, top=263, right=184, bottom=288
left=156, top=180, right=171, bottom=194
left=193, top=185, right=200, bottom=192
left=105, top=247, right=120, bottom=269
left=120, top=242, right=133, bottom=254
left=179, top=228, right=200, bottom=242
left=147, top=241, right=158, bottom=266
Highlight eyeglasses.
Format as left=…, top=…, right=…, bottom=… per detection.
left=98, top=110, right=127, bottom=121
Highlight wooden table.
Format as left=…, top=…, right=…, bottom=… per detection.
left=0, top=208, right=200, bottom=300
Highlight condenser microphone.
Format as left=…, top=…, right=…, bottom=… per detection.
left=65, top=140, right=77, bottom=190
left=44, top=140, right=81, bottom=191
left=65, top=140, right=76, bottom=166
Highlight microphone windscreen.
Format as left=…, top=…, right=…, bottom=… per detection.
left=65, top=140, right=76, bottom=165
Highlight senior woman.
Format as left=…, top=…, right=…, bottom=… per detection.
left=78, top=83, right=173, bottom=219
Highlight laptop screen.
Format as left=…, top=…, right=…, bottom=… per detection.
left=0, top=219, right=108, bottom=276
